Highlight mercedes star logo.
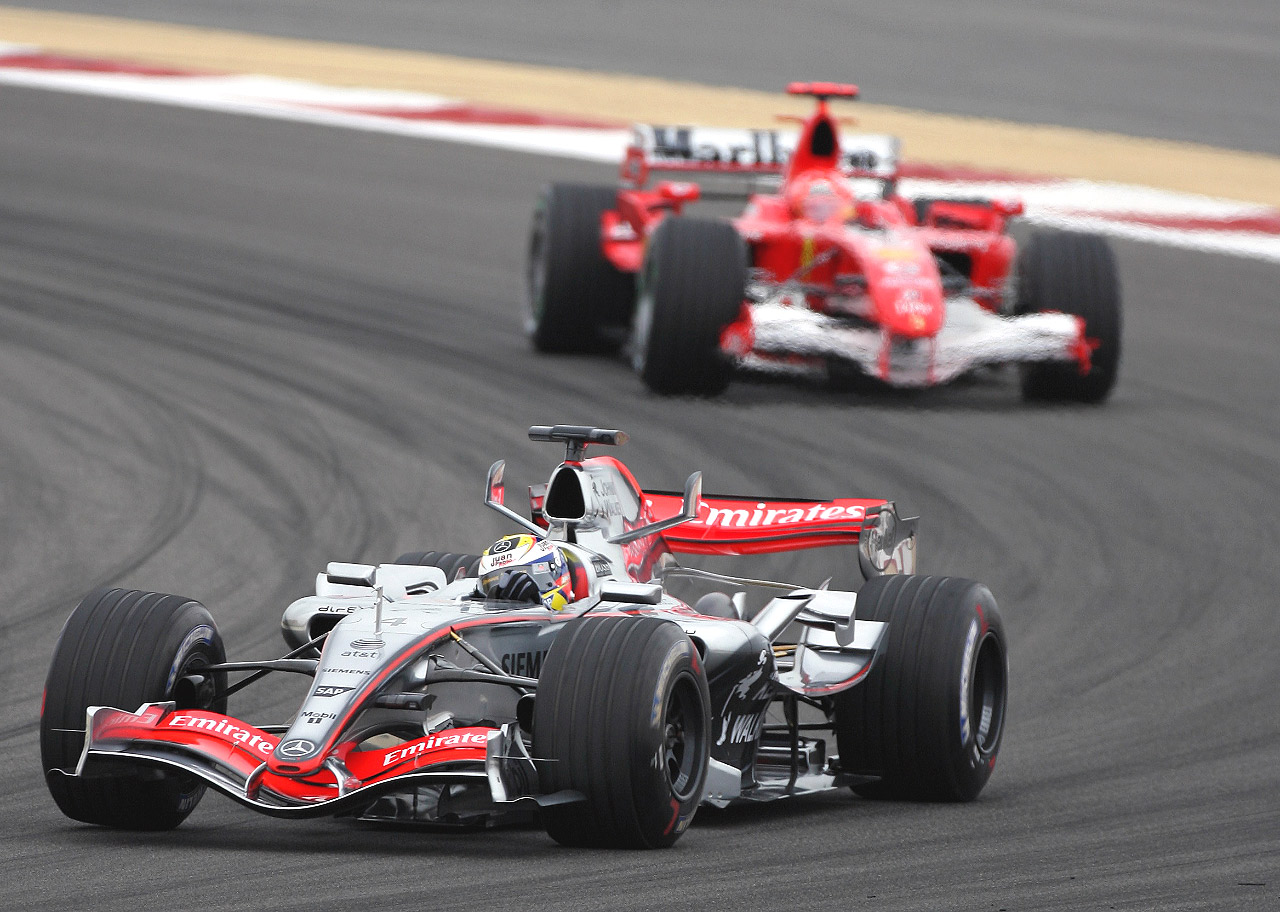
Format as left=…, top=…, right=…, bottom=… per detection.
left=278, top=738, right=317, bottom=758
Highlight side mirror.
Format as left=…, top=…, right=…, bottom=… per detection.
left=487, top=459, right=506, bottom=506
left=684, top=471, right=703, bottom=516
left=608, top=472, right=703, bottom=545
left=325, top=562, right=377, bottom=587
left=485, top=460, right=545, bottom=537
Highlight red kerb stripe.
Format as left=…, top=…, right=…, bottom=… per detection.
left=0, top=51, right=214, bottom=77
left=307, top=102, right=624, bottom=130
left=1066, top=210, right=1280, bottom=235
left=898, top=161, right=1058, bottom=184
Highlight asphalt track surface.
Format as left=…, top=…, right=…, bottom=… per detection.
left=2, top=16, right=1279, bottom=912
left=4, top=0, right=1280, bottom=153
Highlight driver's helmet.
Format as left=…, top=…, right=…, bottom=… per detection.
left=477, top=534, right=574, bottom=611
left=786, top=170, right=856, bottom=223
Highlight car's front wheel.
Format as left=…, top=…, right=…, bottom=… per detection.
left=41, top=588, right=227, bottom=829
left=534, top=615, right=710, bottom=848
left=631, top=216, right=746, bottom=395
left=832, top=574, right=1007, bottom=801
left=1015, top=229, right=1122, bottom=403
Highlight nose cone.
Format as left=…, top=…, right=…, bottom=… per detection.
left=884, top=285, right=946, bottom=338
left=864, top=243, right=946, bottom=338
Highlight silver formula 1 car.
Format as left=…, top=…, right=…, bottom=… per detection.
left=41, top=425, right=1008, bottom=848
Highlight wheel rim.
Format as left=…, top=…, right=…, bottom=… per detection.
left=167, top=625, right=225, bottom=714
left=171, top=651, right=221, bottom=711
left=662, top=675, right=705, bottom=801
left=969, top=632, right=1007, bottom=756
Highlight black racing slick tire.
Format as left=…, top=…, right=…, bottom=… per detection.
left=526, top=183, right=636, bottom=353
left=393, top=550, right=484, bottom=582
left=1014, top=229, right=1122, bottom=403
left=41, top=588, right=227, bottom=829
left=833, top=575, right=1007, bottom=802
left=533, top=616, right=710, bottom=849
left=632, top=216, right=747, bottom=396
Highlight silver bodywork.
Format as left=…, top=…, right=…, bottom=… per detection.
left=67, top=430, right=914, bottom=823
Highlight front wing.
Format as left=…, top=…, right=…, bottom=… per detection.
left=59, top=703, right=558, bottom=821
left=737, top=297, right=1089, bottom=387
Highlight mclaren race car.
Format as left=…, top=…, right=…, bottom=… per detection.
left=42, top=425, right=1008, bottom=848
left=526, top=82, right=1121, bottom=402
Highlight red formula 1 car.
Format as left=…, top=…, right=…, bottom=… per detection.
left=41, top=425, right=1007, bottom=848
left=526, top=82, right=1121, bottom=402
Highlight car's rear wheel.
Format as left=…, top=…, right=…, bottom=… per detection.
left=832, top=574, right=1007, bottom=801
left=526, top=183, right=635, bottom=353
left=41, top=588, right=227, bottom=829
left=1014, top=229, right=1122, bottom=403
left=534, top=615, right=710, bottom=848
left=393, top=550, right=484, bottom=582
left=632, top=216, right=746, bottom=395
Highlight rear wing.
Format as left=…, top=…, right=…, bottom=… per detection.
left=621, top=125, right=899, bottom=188
left=643, top=491, right=918, bottom=574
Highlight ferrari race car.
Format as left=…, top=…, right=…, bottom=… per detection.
left=527, top=82, right=1121, bottom=402
left=42, top=425, right=1008, bottom=848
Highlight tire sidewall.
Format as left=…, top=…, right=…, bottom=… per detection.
left=628, top=634, right=708, bottom=843
left=629, top=261, right=656, bottom=375
left=524, top=193, right=551, bottom=337
left=946, top=596, right=1006, bottom=796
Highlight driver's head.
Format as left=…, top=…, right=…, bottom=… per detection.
left=787, top=171, right=855, bottom=222
left=477, top=534, right=574, bottom=610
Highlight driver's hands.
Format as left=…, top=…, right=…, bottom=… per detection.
left=492, top=571, right=540, bottom=604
